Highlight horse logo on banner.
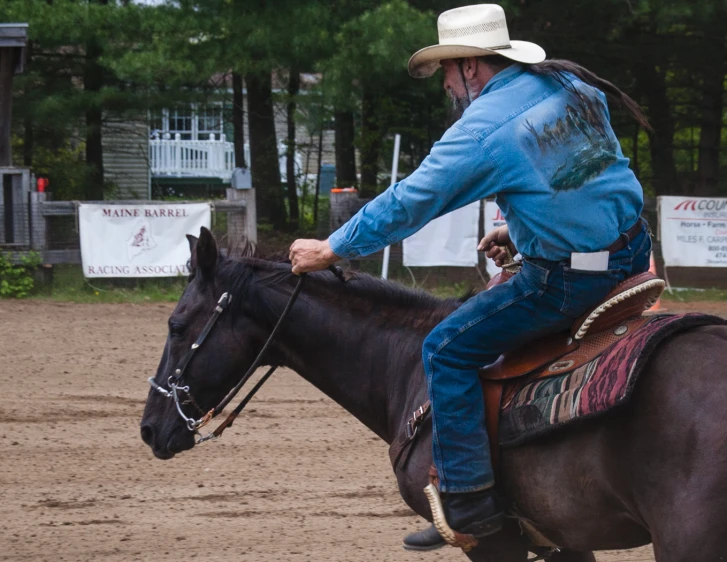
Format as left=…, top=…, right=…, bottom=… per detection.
left=127, top=220, right=157, bottom=261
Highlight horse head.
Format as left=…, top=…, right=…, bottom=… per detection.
left=140, top=227, right=270, bottom=459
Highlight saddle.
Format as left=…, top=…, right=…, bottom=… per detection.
left=478, top=270, right=664, bottom=467
left=480, top=271, right=665, bottom=381
left=389, top=270, right=666, bottom=472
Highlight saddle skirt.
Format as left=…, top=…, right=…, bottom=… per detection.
left=491, top=312, right=725, bottom=447
left=475, top=271, right=723, bottom=449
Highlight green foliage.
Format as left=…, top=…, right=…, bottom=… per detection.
left=15, top=137, right=90, bottom=200
left=321, top=0, right=437, bottom=107
left=318, top=1, right=448, bottom=193
left=663, top=288, right=727, bottom=302
left=0, top=253, right=42, bottom=299
left=44, top=266, right=185, bottom=304
left=2, top=0, right=219, bottom=199
left=4, top=0, right=727, bottom=209
left=429, top=281, right=473, bottom=299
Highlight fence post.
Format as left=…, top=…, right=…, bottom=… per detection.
left=29, top=190, right=47, bottom=252
left=330, top=190, right=361, bottom=232
left=219, top=134, right=226, bottom=175
left=174, top=133, right=182, bottom=177
left=226, top=187, right=257, bottom=244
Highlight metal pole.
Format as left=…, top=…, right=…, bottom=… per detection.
left=313, top=103, right=324, bottom=226
left=381, top=133, right=401, bottom=280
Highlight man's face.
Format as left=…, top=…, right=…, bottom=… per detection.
left=441, top=59, right=471, bottom=115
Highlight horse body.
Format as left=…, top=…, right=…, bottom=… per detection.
left=140, top=232, right=727, bottom=562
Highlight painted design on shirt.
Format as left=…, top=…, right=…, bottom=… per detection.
left=523, top=93, right=618, bottom=192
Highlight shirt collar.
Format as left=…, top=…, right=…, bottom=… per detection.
left=477, top=63, right=525, bottom=97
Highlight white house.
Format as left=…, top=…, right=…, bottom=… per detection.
left=104, top=82, right=336, bottom=199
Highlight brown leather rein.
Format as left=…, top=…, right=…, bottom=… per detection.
left=148, top=265, right=345, bottom=444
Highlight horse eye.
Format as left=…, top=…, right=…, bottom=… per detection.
left=168, top=322, right=187, bottom=337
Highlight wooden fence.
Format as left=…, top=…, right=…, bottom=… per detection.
left=0, top=188, right=256, bottom=265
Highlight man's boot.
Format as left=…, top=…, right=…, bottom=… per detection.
left=402, top=524, right=445, bottom=551
left=443, top=488, right=504, bottom=537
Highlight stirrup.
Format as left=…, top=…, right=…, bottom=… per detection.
left=423, top=484, right=480, bottom=552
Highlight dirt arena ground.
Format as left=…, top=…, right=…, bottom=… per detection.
left=2, top=299, right=725, bottom=562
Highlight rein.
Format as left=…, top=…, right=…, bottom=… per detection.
left=148, top=265, right=344, bottom=444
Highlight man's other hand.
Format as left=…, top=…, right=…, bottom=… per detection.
left=289, top=239, right=339, bottom=275
left=478, top=225, right=516, bottom=267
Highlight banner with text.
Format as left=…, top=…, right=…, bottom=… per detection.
left=484, top=201, right=507, bottom=277
left=79, top=203, right=211, bottom=277
left=658, top=196, right=727, bottom=268
left=402, top=201, right=480, bottom=267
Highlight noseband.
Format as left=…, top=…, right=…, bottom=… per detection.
left=148, top=267, right=329, bottom=444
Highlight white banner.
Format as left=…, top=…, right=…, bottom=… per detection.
left=402, top=201, right=480, bottom=267
left=658, top=196, right=727, bottom=267
left=79, top=203, right=211, bottom=277
left=484, top=201, right=507, bottom=277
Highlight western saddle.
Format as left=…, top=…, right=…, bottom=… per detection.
left=481, top=270, right=665, bottom=382
left=478, top=269, right=665, bottom=468
left=390, top=269, right=666, bottom=473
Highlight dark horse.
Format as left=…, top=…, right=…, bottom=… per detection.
left=141, top=229, right=727, bottom=562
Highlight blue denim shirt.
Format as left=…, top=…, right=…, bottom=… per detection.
left=328, top=64, right=643, bottom=262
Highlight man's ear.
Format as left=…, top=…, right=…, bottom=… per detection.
left=463, top=56, right=479, bottom=80
left=195, top=227, right=218, bottom=278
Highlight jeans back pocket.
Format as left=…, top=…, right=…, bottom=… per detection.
left=560, top=267, right=624, bottom=318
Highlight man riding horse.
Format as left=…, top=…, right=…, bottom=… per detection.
left=289, top=3, right=652, bottom=551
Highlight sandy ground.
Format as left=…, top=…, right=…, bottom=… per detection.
left=1, top=299, right=723, bottom=562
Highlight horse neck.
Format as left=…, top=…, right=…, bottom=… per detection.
left=243, top=268, right=448, bottom=444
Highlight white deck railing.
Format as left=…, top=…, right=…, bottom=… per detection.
left=149, top=133, right=301, bottom=182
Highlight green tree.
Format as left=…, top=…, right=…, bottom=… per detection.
left=321, top=0, right=439, bottom=197
left=3, top=0, right=204, bottom=199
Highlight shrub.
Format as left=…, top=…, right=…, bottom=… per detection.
left=0, top=252, right=42, bottom=298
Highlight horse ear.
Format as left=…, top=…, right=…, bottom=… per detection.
left=195, top=227, right=218, bottom=277
left=187, top=234, right=198, bottom=255
left=186, top=234, right=199, bottom=272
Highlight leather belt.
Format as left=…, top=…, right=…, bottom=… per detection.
left=606, top=220, right=644, bottom=255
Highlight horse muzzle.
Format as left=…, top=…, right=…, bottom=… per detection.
left=140, top=406, right=196, bottom=460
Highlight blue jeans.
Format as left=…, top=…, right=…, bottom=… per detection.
left=423, top=225, right=652, bottom=492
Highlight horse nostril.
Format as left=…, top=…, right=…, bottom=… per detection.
left=140, top=424, right=154, bottom=446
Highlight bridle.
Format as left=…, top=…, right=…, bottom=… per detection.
left=148, top=272, right=306, bottom=443
left=147, top=266, right=343, bottom=444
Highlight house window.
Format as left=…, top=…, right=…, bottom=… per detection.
left=198, top=105, right=223, bottom=139
left=151, top=104, right=224, bottom=140
left=169, top=107, right=193, bottom=140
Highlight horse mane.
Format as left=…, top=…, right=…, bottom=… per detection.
left=219, top=253, right=462, bottom=334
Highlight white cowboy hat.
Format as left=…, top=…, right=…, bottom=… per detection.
left=408, top=4, right=546, bottom=78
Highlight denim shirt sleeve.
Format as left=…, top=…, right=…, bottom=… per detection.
left=328, top=124, right=498, bottom=258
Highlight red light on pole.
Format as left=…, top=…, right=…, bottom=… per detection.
left=37, top=177, right=48, bottom=193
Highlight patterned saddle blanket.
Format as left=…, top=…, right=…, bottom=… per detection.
left=499, top=312, right=726, bottom=447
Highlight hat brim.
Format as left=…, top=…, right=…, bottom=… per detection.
left=408, top=40, right=546, bottom=78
